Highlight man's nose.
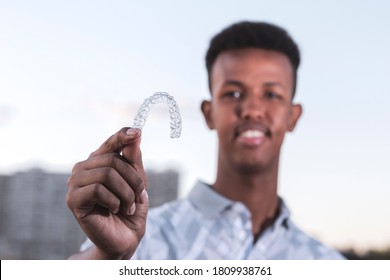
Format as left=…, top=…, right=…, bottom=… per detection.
left=239, top=94, right=265, bottom=120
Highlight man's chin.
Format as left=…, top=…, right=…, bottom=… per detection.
left=235, top=161, right=271, bottom=175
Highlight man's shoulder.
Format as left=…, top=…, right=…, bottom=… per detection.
left=147, top=198, right=193, bottom=226
left=283, top=220, right=345, bottom=260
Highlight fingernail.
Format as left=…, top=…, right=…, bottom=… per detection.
left=140, top=189, right=148, bottom=204
left=126, top=128, right=140, bottom=136
left=128, top=203, right=136, bottom=215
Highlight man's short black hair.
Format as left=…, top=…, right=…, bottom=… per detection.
left=205, top=21, right=301, bottom=98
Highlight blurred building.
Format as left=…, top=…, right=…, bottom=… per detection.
left=0, top=168, right=179, bottom=259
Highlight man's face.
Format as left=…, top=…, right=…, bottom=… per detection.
left=202, top=48, right=302, bottom=173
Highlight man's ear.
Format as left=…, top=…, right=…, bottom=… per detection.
left=201, top=100, right=215, bottom=130
left=288, top=103, right=303, bottom=132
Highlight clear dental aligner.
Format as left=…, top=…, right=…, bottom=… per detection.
left=132, top=92, right=182, bottom=138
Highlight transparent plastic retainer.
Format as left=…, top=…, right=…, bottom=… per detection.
left=132, top=92, right=182, bottom=138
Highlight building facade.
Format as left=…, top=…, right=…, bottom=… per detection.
left=0, top=168, right=178, bottom=259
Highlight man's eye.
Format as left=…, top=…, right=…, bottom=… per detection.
left=265, top=91, right=280, bottom=99
left=227, top=91, right=241, bottom=98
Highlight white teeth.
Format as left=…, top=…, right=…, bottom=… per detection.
left=241, top=130, right=265, bottom=138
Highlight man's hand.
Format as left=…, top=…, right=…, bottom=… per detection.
left=66, top=127, right=149, bottom=259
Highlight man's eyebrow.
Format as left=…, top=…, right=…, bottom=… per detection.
left=223, top=80, right=244, bottom=87
left=263, top=81, right=286, bottom=89
left=224, top=80, right=287, bottom=90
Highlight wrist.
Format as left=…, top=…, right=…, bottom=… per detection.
left=92, top=246, right=133, bottom=260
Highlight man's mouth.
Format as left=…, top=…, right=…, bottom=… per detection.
left=236, top=126, right=269, bottom=146
left=240, top=130, right=265, bottom=138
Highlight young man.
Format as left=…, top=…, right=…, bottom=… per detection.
left=66, top=21, right=345, bottom=259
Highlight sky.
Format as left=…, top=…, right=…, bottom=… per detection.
left=1, top=0, right=389, bottom=252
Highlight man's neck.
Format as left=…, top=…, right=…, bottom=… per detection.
left=213, top=164, right=279, bottom=237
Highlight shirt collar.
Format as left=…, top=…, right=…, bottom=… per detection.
left=188, top=180, right=234, bottom=218
left=188, top=180, right=291, bottom=229
left=272, top=198, right=291, bottom=230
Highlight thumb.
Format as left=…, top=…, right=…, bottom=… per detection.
left=122, top=128, right=148, bottom=196
left=89, top=127, right=141, bottom=158
left=122, top=128, right=143, bottom=165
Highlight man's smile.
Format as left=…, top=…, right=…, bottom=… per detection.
left=235, top=123, right=271, bottom=147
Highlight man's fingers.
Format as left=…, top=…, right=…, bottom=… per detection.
left=121, top=189, right=149, bottom=241
left=68, top=167, right=143, bottom=215
left=89, top=127, right=141, bottom=158
left=70, top=153, right=147, bottom=199
left=89, top=127, right=145, bottom=191
left=67, top=183, right=121, bottom=218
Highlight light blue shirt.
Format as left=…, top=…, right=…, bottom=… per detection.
left=130, top=181, right=345, bottom=259
left=80, top=180, right=345, bottom=259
